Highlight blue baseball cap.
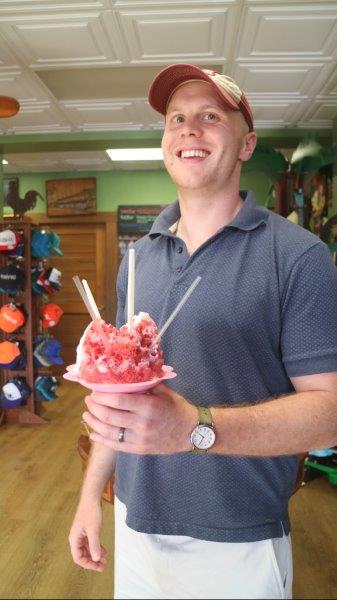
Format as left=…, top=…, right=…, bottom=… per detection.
left=32, top=230, right=63, bottom=258
left=35, top=375, right=59, bottom=401
left=34, top=339, right=53, bottom=367
left=43, top=338, right=63, bottom=365
left=1, top=377, right=31, bottom=408
left=32, top=231, right=52, bottom=258
left=49, top=232, right=63, bottom=256
left=0, top=265, right=24, bottom=295
left=33, top=336, right=63, bottom=366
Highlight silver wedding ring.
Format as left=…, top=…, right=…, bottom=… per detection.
left=118, top=427, right=126, bottom=443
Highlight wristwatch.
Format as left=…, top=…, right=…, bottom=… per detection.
left=190, top=407, right=216, bottom=455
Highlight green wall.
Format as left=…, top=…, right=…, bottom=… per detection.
left=4, top=169, right=271, bottom=216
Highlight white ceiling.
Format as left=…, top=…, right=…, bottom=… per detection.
left=0, top=0, right=337, bottom=173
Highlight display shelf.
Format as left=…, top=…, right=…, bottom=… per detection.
left=0, top=220, right=47, bottom=425
left=2, top=332, right=26, bottom=342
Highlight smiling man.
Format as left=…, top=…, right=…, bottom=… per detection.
left=69, top=64, right=337, bottom=600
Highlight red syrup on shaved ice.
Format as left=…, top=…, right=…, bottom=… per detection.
left=75, top=312, right=164, bottom=384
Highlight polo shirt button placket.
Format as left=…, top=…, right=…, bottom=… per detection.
left=173, top=241, right=185, bottom=274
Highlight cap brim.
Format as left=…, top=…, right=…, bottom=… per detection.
left=148, top=63, right=238, bottom=115
left=34, top=352, right=53, bottom=367
left=51, top=247, right=63, bottom=256
left=49, top=356, right=63, bottom=365
left=0, top=360, right=18, bottom=368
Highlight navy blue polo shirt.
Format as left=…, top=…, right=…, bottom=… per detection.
left=114, top=190, right=337, bottom=543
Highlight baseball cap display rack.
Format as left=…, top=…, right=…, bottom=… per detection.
left=0, top=220, right=48, bottom=425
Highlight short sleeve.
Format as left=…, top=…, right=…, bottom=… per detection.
left=281, top=242, right=337, bottom=377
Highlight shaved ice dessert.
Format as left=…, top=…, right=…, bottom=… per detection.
left=75, top=312, right=164, bottom=384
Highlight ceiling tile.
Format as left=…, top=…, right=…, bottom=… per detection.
left=299, top=97, right=337, bottom=128
left=233, top=62, right=331, bottom=96
left=116, top=3, right=238, bottom=64
left=2, top=102, right=71, bottom=134
left=252, top=97, right=303, bottom=128
left=36, top=66, right=169, bottom=100
left=0, top=1, right=110, bottom=12
left=0, top=67, right=52, bottom=102
left=0, top=10, right=126, bottom=68
left=60, top=98, right=146, bottom=130
left=237, top=3, right=337, bottom=61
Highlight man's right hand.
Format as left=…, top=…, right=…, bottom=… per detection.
left=68, top=499, right=107, bottom=572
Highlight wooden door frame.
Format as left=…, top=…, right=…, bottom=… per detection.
left=27, top=212, right=118, bottom=323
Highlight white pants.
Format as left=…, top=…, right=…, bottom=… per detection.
left=114, top=497, right=293, bottom=600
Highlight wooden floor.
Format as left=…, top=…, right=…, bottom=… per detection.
left=0, top=381, right=336, bottom=600
left=290, top=475, right=337, bottom=599
left=0, top=381, right=114, bottom=600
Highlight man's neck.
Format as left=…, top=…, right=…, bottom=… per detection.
left=176, top=190, right=243, bottom=255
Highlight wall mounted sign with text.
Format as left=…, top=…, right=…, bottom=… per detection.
left=117, top=205, right=166, bottom=234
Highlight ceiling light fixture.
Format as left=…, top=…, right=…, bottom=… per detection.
left=0, top=96, right=20, bottom=118
left=2, top=159, right=8, bottom=165
left=106, top=148, right=163, bottom=161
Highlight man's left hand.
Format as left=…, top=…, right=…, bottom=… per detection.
left=82, top=384, right=196, bottom=454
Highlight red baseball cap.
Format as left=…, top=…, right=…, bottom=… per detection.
left=0, top=304, right=25, bottom=333
left=0, top=229, right=20, bottom=252
left=148, top=63, right=254, bottom=132
left=40, top=303, right=63, bottom=328
left=37, top=270, right=54, bottom=295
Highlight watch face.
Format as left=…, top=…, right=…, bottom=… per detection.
left=191, top=425, right=216, bottom=450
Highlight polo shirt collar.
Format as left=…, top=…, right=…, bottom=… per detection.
left=149, top=190, right=268, bottom=238
left=228, top=190, right=268, bottom=231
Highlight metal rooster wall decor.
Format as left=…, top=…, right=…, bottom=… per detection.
left=4, top=179, right=43, bottom=218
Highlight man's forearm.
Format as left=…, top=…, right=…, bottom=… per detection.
left=211, top=390, right=337, bottom=456
left=80, top=443, right=116, bottom=502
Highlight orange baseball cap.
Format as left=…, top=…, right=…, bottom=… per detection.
left=0, top=340, right=21, bottom=364
left=0, top=304, right=25, bottom=333
left=40, top=303, right=64, bottom=328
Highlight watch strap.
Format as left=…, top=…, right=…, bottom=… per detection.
left=198, top=406, right=213, bottom=426
left=192, top=446, right=208, bottom=456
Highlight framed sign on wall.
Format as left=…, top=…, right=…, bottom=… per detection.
left=117, top=205, right=166, bottom=261
left=46, top=177, right=96, bottom=216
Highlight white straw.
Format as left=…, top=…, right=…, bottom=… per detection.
left=127, top=248, right=135, bottom=330
left=73, top=276, right=98, bottom=321
left=153, top=276, right=201, bottom=344
left=73, top=275, right=110, bottom=352
left=82, top=279, right=101, bottom=320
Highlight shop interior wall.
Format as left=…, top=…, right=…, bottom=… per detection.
left=4, top=169, right=271, bottom=215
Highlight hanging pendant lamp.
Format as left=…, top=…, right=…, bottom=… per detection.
left=0, top=96, right=20, bottom=118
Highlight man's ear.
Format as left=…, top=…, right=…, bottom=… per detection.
left=239, top=132, right=257, bottom=162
